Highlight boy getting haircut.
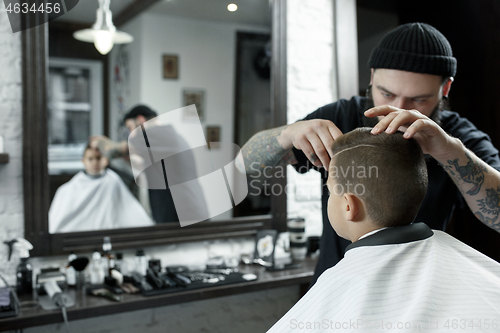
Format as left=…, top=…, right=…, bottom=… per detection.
left=330, top=127, right=428, bottom=227
left=267, top=129, right=500, bottom=333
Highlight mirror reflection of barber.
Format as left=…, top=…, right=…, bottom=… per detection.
left=92, top=105, right=179, bottom=224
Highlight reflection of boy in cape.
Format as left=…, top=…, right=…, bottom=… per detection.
left=49, top=144, right=154, bottom=233
left=268, top=128, right=500, bottom=332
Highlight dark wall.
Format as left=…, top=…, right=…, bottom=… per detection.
left=397, top=0, right=500, bottom=262
left=357, top=0, right=500, bottom=261
left=399, top=0, right=500, bottom=147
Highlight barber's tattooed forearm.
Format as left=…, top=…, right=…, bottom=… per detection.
left=442, top=152, right=487, bottom=195
left=241, top=125, right=296, bottom=174
left=441, top=151, right=500, bottom=231
left=475, top=187, right=500, bottom=227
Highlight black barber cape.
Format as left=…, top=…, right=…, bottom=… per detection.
left=292, top=96, right=500, bottom=286
left=267, top=223, right=500, bottom=332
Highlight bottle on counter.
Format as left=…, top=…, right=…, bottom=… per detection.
left=115, top=252, right=123, bottom=272
left=89, top=250, right=105, bottom=285
left=66, top=252, right=77, bottom=288
left=102, top=236, right=112, bottom=275
left=108, top=252, right=116, bottom=277
left=14, top=238, right=34, bottom=296
left=134, top=249, right=148, bottom=276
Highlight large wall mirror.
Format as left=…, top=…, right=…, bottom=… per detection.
left=23, top=0, right=287, bottom=256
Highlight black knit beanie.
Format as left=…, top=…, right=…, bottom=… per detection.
left=123, top=105, right=158, bottom=123
left=368, top=22, right=457, bottom=77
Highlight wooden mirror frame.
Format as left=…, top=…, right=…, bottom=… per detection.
left=22, top=0, right=288, bottom=256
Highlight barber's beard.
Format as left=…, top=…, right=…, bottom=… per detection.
left=362, top=85, right=444, bottom=128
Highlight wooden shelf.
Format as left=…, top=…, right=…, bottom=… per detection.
left=0, top=153, right=9, bottom=164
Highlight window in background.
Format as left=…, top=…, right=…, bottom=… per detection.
left=47, top=58, right=103, bottom=175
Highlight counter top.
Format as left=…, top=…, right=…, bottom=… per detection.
left=0, top=256, right=317, bottom=331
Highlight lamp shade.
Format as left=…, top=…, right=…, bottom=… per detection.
left=73, top=0, right=133, bottom=55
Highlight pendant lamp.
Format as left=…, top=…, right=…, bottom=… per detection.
left=73, top=0, right=133, bottom=55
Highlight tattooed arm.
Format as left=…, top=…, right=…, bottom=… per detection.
left=240, top=126, right=297, bottom=175
left=90, top=135, right=128, bottom=159
left=366, top=105, right=500, bottom=232
left=440, top=148, right=500, bottom=231
left=240, top=120, right=343, bottom=175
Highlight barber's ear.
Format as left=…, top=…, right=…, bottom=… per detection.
left=442, top=77, right=454, bottom=97
left=344, top=193, right=360, bottom=222
left=370, top=69, right=374, bottom=85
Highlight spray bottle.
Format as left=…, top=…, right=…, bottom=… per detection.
left=13, top=238, right=34, bottom=296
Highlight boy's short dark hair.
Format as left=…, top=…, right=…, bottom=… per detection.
left=83, top=142, right=100, bottom=157
left=123, top=105, right=158, bottom=123
left=330, top=127, right=428, bottom=227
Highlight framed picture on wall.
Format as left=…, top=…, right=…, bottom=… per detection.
left=163, top=54, right=179, bottom=79
left=182, top=89, right=205, bottom=121
left=206, top=126, right=220, bottom=149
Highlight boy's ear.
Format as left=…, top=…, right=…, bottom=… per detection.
left=344, top=193, right=362, bottom=222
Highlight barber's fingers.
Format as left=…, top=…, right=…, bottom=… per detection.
left=326, top=123, right=343, bottom=154
left=305, top=121, right=342, bottom=168
left=364, top=105, right=402, bottom=118
left=308, top=120, right=343, bottom=159
left=290, top=119, right=343, bottom=168
left=305, top=134, right=331, bottom=169
left=370, top=109, right=426, bottom=135
left=295, top=137, right=323, bottom=168
left=402, top=118, right=438, bottom=139
left=383, top=110, right=427, bottom=134
left=369, top=112, right=399, bottom=134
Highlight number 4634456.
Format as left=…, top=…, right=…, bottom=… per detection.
left=5, top=2, right=61, bottom=14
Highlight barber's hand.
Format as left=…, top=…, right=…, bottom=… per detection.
left=280, top=119, right=343, bottom=169
left=89, top=135, right=111, bottom=150
left=89, top=135, right=127, bottom=158
left=365, top=105, right=459, bottom=160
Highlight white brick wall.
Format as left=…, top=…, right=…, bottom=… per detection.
left=0, top=8, right=24, bottom=286
left=287, top=0, right=336, bottom=238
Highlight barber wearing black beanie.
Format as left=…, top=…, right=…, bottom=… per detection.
left=241, top=22, right=500, bottom=287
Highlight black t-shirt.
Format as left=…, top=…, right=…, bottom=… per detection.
left=292, top=96, right=500, bottom=286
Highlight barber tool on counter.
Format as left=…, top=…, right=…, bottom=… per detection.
left=241, top=229, right=300, bottom=271
left=41, top=280, right=74, bottom=332
left=66, top=252, right=77, bottom=288
left=34, top=264, right=75, bottom=332
left=287, top=217, right=307, bottom=261
left=89, top=250, right=106, bottom=285
left=70, top=257, right=89, bottom=290
left=4, top=238, right=34, bottom=296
